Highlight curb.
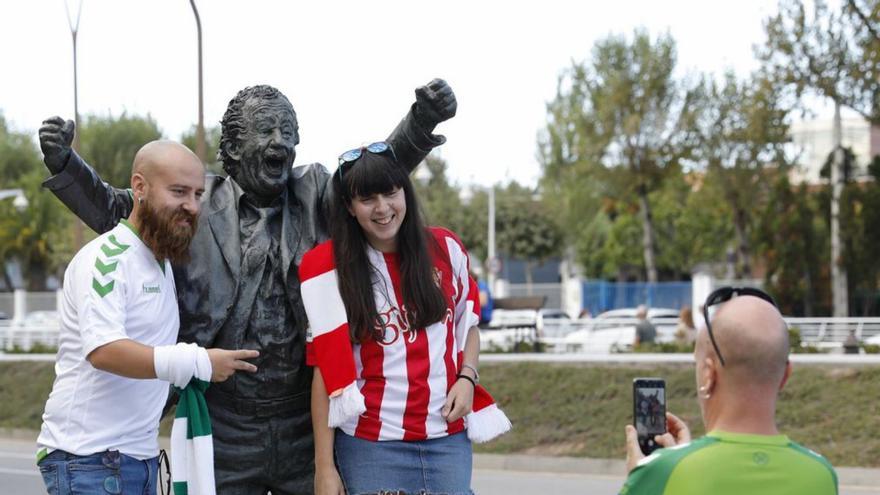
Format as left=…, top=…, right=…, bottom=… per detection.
left=4, top=432, right=878, bottom=488
left=473, top=453, right=880, bottom=488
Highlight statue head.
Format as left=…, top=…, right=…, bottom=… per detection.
left=218, top=85, right=299, bottom=202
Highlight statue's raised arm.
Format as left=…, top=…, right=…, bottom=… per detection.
left=38, top=116, right=133, bottom=234
left=386, top=78, right=457, bottom=172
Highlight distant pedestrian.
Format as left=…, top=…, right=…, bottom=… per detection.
left=634, top=305, right=657, bottom=347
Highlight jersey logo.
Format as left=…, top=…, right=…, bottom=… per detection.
left=142, top=283, right=161, bottom=294
left=753, top=451, right=769, bottom=465
left=92, top=278, right=115, bottom=298
left=94, top=258, right=118, bottom=276
left=100, top=234, right=130, bottom=257
left=375, top=306, right=412, bottom=346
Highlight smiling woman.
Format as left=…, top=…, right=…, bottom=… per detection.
left=299, top=143, right=510, bottom=495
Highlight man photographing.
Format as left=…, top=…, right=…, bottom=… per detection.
left=620, top=287, right=837, bottom=495
left=36, top=141, right=258, bottom=495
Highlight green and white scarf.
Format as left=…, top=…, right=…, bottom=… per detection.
left=171, top=378, right=215, bottom=495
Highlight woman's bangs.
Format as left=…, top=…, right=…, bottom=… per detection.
left=344, top=152, right=407, bottom=199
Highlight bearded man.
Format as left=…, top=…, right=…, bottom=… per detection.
left=36, top=141, right=258, bottom=495
left=37, top=79, right=457, bottom=494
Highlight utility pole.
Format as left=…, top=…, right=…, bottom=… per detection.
left=831, top=100, right=848, bottom=317
left=190, top=0, right=206, bottom=162
left=65, top=0, right=84, bottom=249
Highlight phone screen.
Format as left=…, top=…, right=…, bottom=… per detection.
left=633, top=378, right=666, bottom=455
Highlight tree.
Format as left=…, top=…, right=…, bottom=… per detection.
left=760, top=0, right=880, bottom=315
left=181, top=124, right=223, bottom=176
left=494, top=182, right=564, bottom=290
left=756, top=175, right=829, bottom=316
left=0, top=115, right=77, bottom=290
left=539, top=30, right=701, bottom=282
left=693, top=72, right=792, bottom=278
left=0, top=113, right=44, bottom=183
left=77, top=112, right=163, bottom=188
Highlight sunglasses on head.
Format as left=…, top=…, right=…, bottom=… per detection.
left=335, top=141, right=396, bottom=183
left=702, top=286, right=780, bottom=366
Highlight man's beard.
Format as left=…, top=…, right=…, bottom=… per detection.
left=139, top=200, right=198, bottom=265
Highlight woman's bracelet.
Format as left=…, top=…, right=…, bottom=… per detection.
left=456, top=374, right=477, bottom=388
left=461, top=363, right=480, bottom=382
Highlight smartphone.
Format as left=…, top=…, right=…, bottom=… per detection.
left=633, top=377, right=667, bottom=455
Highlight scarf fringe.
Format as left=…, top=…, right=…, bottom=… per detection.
left=328, top=382, right=366, bottom=428
left=466, top=404, right=512, bottom=443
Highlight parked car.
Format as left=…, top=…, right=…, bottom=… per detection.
left=561, top=307, right=680, bottom=353
left=481, top=308, right=573, bottom=352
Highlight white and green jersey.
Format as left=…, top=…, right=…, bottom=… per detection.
left=620, top=430, right=838, bottom=495
left=37, top=219, right=179, bottom=461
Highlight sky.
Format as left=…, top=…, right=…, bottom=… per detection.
left=0, top=0, right=782, bottom=187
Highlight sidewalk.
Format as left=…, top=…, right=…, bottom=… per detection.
left=473, top=452, right=880, bottom=488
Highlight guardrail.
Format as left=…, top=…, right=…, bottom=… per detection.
left=1, top=322, right=60, bottom=351
left=5, top=317, right=880, bottom=354
left=481, top=316, right=880, bottom=354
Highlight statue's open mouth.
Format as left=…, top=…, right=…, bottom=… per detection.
left=264, top=153, right=287, bottom=175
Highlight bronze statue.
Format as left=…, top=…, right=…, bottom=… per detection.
left=38, top=79, right=456, bottom=494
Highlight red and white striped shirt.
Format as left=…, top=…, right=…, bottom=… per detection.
left=303, top=227, right=480, bottom=441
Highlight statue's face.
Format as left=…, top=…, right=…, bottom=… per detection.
left=233, top=96, right=298, bottom=201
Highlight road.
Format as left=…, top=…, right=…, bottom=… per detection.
left=2, top=438, right=878, bottom=494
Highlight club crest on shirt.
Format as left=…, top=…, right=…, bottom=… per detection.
left=375, top=306, right=412, bottom=346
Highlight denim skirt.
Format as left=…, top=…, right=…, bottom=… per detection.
left=334, top=430, right=474, bottom=495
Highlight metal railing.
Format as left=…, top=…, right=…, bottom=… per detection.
left=482, top=316, right=880, bottom=354
left=4, top=317, right=880, bottom=354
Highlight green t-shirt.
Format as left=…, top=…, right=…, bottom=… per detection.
left=619, top=430, right=838, bottom=495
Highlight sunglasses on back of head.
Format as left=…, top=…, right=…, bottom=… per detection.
left=702, top=286, right=780, bottom=366
left=335, top=141, right=396, bottom=182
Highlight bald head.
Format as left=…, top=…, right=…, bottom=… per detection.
left=133, top=140, right=203, bottom=180
left=697, top=296, right=789, bottom=386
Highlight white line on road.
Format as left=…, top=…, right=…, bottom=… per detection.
left=0, top=451, right=35, bottom=460
left=0, top=467, right=38, bottom=477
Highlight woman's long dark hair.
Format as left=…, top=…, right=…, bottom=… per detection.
left=330, top=150, right=447, bottom=343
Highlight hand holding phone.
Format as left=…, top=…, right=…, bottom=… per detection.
left=633, top=378, right=667, bottom=455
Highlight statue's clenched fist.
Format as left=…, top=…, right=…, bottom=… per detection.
left=413, top=78, right=457, bottom=133
left=39, top=116, right=76, bottom=174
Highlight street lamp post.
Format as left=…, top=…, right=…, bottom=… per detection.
left=189, top=0, right=206, bottom=163
left=64, top=0, right=84, bottom=249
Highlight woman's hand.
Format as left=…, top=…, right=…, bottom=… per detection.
left=442, top=377, right=475, bottom=423
left=315, top=466, right=345, bottom=495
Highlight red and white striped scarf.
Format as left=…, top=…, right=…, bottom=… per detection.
left=299, top=228, right=510, bottom=443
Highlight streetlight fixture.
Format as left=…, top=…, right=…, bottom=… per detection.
left=0, top=189, right=28, bottom=213
left=64, top=0, right=84, bottom=249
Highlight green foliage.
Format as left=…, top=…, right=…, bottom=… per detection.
left=693, top=72, right=793, bottom=278
left=756, top=176, right=830, bottom=315
left=77, top=112, right=163, bottom=188
left=759, top=0, right=878, bottom=121
left=539, top=30, right=701, bottom=281
left=181, top=124, right=224, bottom=176
left=412, top=155, right=487, bottom=261
left=0, top=115, right=78, bottom=289
left=0, top=113, right=43, bottom=182
left=495, top=182, right=564, bottom=266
